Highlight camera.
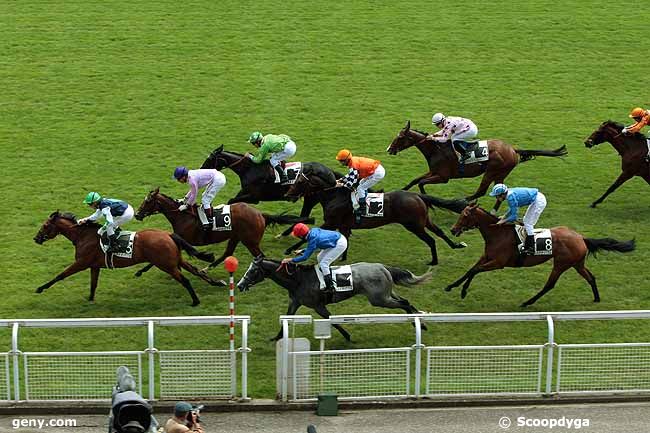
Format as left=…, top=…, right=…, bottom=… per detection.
left=186, top=405, right=204, bottom=426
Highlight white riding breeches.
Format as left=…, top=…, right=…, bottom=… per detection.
left=351, top=164, right=385, bottom=209
left=98, top=205, right=134, bottom=237
left=523, top=192, right=546, bottom=236
left=317, top=235, right=348, bottom=276
left=270, top=140, right=297, bottom=167
left=201, top=171, right=227, bottom=209
left=451, top=123, right=479, bottom=142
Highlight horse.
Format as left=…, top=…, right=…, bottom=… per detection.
left=584, top=120, right=650, bottom=208
left=134, top=188, right=313, bottom=274
left=201, top=145, right=339, bottom=236
left=33, top=211, right=223, bottom=306
left=387, top=121, right=568, bottom=201
left=236, top=255, right=430, bottom=341
left=284, top=173, right=469, bottom=265
left=445, top=204, right=635, bottom=306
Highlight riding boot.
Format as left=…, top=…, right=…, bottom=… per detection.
left=523, top=235, right=535, bottom=255
left=353, top=208, right=362, bottom=224
left=457, top=142, right=470, bottom=163
left=323, top=275, right=335, bottom=293
left=106, top=233, right=119, bottom=254
left=358, top=196, right=367, bottom=216
left=203, top=207, right=214, bottom=231
left=274, top=164, right=288, bottom=184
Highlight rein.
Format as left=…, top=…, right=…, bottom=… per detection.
left=228, top=156, right=248, bottom=169
left=275, top=261, right=296, bottom=275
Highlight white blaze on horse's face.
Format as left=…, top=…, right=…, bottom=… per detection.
left=236, top=262, right=254, bottom=289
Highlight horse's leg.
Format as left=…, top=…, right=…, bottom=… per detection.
left=89, top=267, right=100, bottom=302
left=278, top=198, right=318, bottom=238
left=181, top=260, right=226, bottom=286
left=590, top=172, right=633, bottom=208
left=272, top=299, right=301, bottom=342
left=425, top=220, right=467, bottom=250
left=403, top=172, right=430, bottom=191
left=313, top=304, right=351, bottom=342
left=405, top=224, right=439, bottom=266
left=521, top=264, right=569, bottom=307
left=417, top=174, right=448, bottom=195
left=161, top=266, right=201, bottom=306
left=227, top=191, right=259, bottom=205
left=575, top=263, right=600, bottom=302
left=444, top=256, right=488, bottom=292
left=134, top=263, right=155, bottom=277
left=459, top=258, right=503, bottom=299
left=208, top=238, right=239, bottom=269
left=284, top=238, right=307, bottom=256
left=466, top=172, right=498, bottom=202
left=36, top=262, right=87, bottom=293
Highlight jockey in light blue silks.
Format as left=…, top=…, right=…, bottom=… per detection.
left=78, top=192, right=134, bottom=253
left=490, top=184, right=547, bottom=255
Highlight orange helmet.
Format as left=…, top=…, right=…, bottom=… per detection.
left=629, top=107, right=645, bottom=118
left=292, top=223, right=310, bottom=238
left=336, top=149, right=352, bottom=161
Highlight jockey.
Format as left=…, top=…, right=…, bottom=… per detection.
left=335, top=149, right=385, bottom=223
left=622, top=107, right=650, bottom=162
left=490, top=183, right=547, bottom=256
left=246, top=131, right=297, bottom=184
left=173, top=166, right=226, bottom=230
left=282, top=223, right=348, bottom=293
left=78, top=192, right=134, bottom=253
left=427, top=112, right=479, bottom=162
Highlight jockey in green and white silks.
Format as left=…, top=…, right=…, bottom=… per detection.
left=246, top=131, right=297, bottom=183
left=78, top=192, right=134, bottom=252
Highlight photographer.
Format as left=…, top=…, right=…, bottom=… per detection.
left=161, top=402, right=204, bottom=433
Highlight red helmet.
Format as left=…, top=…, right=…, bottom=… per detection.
left=292, top=223, right=310, bottom=237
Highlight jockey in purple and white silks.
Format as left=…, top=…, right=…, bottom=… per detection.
left=428, top=113, right=479, bottom=162
left=173, top=167, right=226, bottom=230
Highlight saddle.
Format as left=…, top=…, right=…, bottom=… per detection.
left=270, top=161, right=302, bottom=184
left=100, top=230, right=136, bottom=257
left=514, top=226, right=553, bottom=256
left=196, top=204, right=232, bottom=231
left=451, top=140, right=489, bottom=164
left=315, top=265, right=354, bottom=292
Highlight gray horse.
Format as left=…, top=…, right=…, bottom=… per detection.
left=237, top=255, right=431, bottom=341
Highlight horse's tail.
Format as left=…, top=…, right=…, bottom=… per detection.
left=170, top=233, right=215, bottom=263
left=263, top=213, right=315, bottom=227
left=516, top=145, right=568, bottom=163
left=386, top=266, right=433, bottom=286
left=418, top=194, right=468, bottom=214
left=584, top=237, right=635, bottom=257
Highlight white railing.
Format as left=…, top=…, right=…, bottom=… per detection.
left=2, top=316, right=250, bottom=402
left=278, top=311, right=650, bottom=401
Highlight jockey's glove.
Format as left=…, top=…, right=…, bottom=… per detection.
left=178, top=204, right=188, bottom=212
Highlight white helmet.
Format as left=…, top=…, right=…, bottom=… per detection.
left=432, top=112, right=446, bottom=125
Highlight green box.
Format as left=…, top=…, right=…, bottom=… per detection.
left=316, top=392, right=338, bottom=416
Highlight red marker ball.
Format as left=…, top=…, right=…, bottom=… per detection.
left=224, top=256, right=239, bottom=273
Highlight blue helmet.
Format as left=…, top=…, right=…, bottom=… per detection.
left=173, top=166, right=189, bottom=180
left=489, top=183, right=508, bottom=197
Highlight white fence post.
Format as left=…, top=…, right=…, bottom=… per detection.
left=11, top=323, right=19, bottom=402
left=545, top=315, right=555, bottom=395
left=147, top=321, right=155, bottom=401
left=281, top=318, right=290, bottom=402
left=241, top=318, right=249, bottom=400
left=413, top=317, right=423, bottom=398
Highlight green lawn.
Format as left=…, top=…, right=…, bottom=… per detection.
left=2, top=1, right=649, bottom=398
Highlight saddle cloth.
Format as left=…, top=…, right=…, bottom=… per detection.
left=273, top=162, right=302, bottom=184
left=100, top=231, right=136, bottom=258
left=197, top=204, right=232, bottom=231
left=364, top=192, right=384, bottom=217
left=515, top=226, right=553, bottom=256
left=315, top=265, right=354, bottom=292
left=453, top=140, right=489, bottom=164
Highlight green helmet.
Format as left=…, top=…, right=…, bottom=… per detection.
left=248, top=131, right=263, bottom=144
left=83, top=191, right=102, bottom=204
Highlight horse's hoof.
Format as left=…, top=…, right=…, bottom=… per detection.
left=589, top=203, right=597, bottom=208
left=456, top=242, right=468, bottom=249
left=520, top=302, right=529, bottom=308
left=216, top=280, right=227, bottom=287
left=191, top=301, right=200, bottom=307
left=594, top=298, right=601, bottom=303
left=283, top=249, right=292, bottom=256
left=134, top=272, right=142, bottom=278
left=428, top=261, right=438, bottom=266
left=35, top=287, right=44, bottom=294
left=88, top=299, right=95, bottom=304
left=461, top=291, right=468, bottom=299
left=444, top=286, right=453, bottom=292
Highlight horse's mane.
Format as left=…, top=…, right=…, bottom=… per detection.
left=603, top=120, right=646, bottom=140
left=476, top=206, right=499, bottom=221
left=53, top=211, right=101, bottom=228
left=412, top=128, right=429, bottom=136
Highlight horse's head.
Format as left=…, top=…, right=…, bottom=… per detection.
left=285, top=172, right=323, bottom=201
left=450, top=203, right=481, bottom=236
left=387, top=120, right=427, bottom=155
left=585, top=121, right=623, bottom=148
left=135, top=188, right=162, bottom=220
left=237, top=255, right=267, bottom=292
left=200, top=144, right=229, bottom=170
left=34, top=211, right=74, bottom=244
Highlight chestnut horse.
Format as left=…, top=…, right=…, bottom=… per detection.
left=445, top=204, right=634, bottom=306
left=585, top=120, right=650, bottom=208
left=134, top=188, right=313, bottom=273
left=34, top=211, right=223, bottom=306
left=387, top=121, right=568, bottom=201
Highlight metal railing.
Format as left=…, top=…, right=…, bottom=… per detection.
left=278, top=311, right=650, bottom=401
left=1, top=316, right=250, bottom=402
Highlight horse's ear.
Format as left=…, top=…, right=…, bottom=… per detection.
left=154, top=187, right=160, bottom=194
left=254, top=254, right=264, bottom=262
left=215, top=144, right=224, bottom=153
left=469, top=201, right=478, bottom=208
left=405, top=120, right=411, bottom=130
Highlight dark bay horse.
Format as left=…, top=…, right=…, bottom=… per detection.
left=134, top=188, right=313, bottom=272
left=237, top=255, right=430, bottom=341
left=285, top=174, right=468, bottom=265
left=585, top=120, right=650, bottom=208
left=445, top=204, right=635, bottom=306
left=34, top=211, right=222, bottom=306
left=387, top=121, right=568, bottom=201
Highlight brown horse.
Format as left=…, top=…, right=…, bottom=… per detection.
left=387, top=121, right=568, bottom=201
left=134, top=188, right=313, bottom=273
left=34, top=211, right=223, bottom=306
left=285, top=173, right=468, bottom=265
left=445, top=204, right=634, bottom=306
left=585, top=120, right=650, bottom=208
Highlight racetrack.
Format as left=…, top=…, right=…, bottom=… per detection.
left=2, top=0, right=650, bottom=398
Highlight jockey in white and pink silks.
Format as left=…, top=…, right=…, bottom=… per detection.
left=427, top=113, right=479, bottom=162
